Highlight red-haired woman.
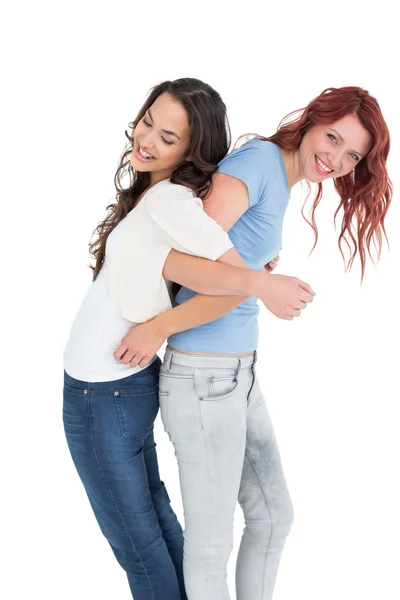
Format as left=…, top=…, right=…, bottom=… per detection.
left=113, top=87, right=392, bottom=600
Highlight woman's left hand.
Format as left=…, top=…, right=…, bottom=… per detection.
left=265, top=254, right=280, bottom=273
left=113, top=319, right=166, bottom=368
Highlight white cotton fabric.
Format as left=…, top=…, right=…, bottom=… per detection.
left=63, top=180, right=233, bottom=382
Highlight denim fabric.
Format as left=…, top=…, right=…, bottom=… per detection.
left=63, top=357, right=187, bottom=600
left=159, top=348, right=294, bottom=600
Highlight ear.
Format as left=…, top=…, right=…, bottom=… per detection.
left=185, top=156, right=192, bottom=162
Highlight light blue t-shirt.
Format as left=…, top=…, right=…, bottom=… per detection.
left=168, top=138, right=290, bottom=353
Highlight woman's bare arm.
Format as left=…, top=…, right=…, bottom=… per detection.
left=114, top=174, right=315, bottom=366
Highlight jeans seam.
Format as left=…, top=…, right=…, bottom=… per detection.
left=88, top=391, right=155, bottom=600
left=192, top=370, right=213, bottom=595
left=244, top=449, right=273, bottom=599
left=202, top=413, right=213, bottom=597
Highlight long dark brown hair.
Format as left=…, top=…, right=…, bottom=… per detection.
left=265, top=87, right=392, bottom=278
left=89, top=78, right=231, bottom=280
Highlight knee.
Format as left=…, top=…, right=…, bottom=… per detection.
left=110, top=531, right=168, bottom=573
left=247, top=489, right=294, bottom=541
left=184, top=530, right=233, bottom=569
left=111, top=545, right=136, bottom=573
left=274, top=490, right=294, bottom=537
left=268, top=486, right=294, bottom=539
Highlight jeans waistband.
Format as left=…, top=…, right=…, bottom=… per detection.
left=63, top=356, right=160, bottom=390
left=164, top=346, right=257, bottom=371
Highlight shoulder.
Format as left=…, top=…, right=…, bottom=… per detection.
left=217, top=139, right=280, bottom=185
left=144, top=180, right=202, bottom=212
left=219, top=138, right=278, bottom=167
left=144, top=180, right=206, bottom=224
left=217, top=138, right=281, bottom=207
left=145, top=179, right=197, bottom=201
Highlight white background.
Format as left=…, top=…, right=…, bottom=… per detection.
left=2, top=1, right=399, bottom=599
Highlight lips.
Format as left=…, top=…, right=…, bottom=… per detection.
left=134, top=145, right=156, bottom=162
left=315, top=155, right=333, bottom=176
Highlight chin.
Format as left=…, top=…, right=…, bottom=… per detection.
left=307, top=166, right=333, bottom=184
left=306, top=173, right=323, bottom=184
left=130, top=158, right=152, bottom=173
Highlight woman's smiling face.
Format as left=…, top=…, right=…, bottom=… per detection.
left=130, top=92, right=191, bottom=185
left=298, top=113, right=372, bottom=183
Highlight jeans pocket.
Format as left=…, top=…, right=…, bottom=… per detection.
left=159, top=373, right=199, bottom=441
left=63, top=383, right=89, bottom=421
left=113, top=385, right=159, bottom=441
left=63, top=384, right=90, bottom=454
left=195, top=368, right=239, bottom=401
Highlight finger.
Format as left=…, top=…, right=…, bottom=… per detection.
left=274, top=311, right=291, bottom=320
left=113, top=343, right=127, bottom=361
left=286, top=308, right=301, bottom=318
left=129, top=354, right=141, bottom=368
left=121, top=350, right=136, bottom=365
left=299, top=290, right=314, bottom=304
left=279, top=310, right=294, bottom=320
left=298, top=281, right=316, bottom=296
left=294, top=301, right=307, bottom=310
left=138, top=356, right=151, bottom=368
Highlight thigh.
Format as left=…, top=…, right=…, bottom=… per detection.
left=63, top=366, right=161, bottom=525
left=104, top=359, right=161, bottom=445
left=239, top=376, right=293, bottom=520
left=143, top=428, right=172, bottom=512
left=159, top=361, right=251, bottom=538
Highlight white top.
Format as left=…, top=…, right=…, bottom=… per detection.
left=63, top=180, right=233, bottom=382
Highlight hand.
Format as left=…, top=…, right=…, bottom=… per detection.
left=264, top=254, right=280, bottom=273
left=113, top=318, right=167, bottom=368
left=259, top=273, right=315, bottom=320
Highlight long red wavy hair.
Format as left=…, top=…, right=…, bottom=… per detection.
left=243, top=87, right=392, bottom=277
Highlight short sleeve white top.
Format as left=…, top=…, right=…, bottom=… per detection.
left=63, top=180, right=233, bottom=382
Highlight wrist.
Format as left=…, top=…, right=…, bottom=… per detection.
left=245, top=270, right=268, bottom=297
left=153, top=311, right=176, bottom=338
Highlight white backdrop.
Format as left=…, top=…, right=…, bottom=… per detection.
left=2, top=1, right=399, bottom=599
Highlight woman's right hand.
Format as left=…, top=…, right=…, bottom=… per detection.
left=113, top=319, right=167, bottom=368
left=264, top=254, right=280, bottom=273
left=258, top=273, right=315, bottom=320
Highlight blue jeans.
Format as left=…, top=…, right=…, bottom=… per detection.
left=63, top=357, right=187, bottom=600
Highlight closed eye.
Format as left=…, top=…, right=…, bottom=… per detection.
left=143, top=117, right=173, bottom=144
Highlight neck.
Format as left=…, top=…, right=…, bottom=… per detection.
left=280, top=149, right=304, bottom=189
left=150, top=171, right=171, bottom=186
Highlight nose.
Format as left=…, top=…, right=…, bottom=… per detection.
left=140, top=131, right=156, bottom=151
left=329, top=149, right=344, bottom=173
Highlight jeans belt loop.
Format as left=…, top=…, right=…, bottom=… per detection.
left=167, top=349, right=174, bottom=372
left=236, top=358, right=242, bottom=378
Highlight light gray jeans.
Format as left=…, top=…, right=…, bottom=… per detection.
left=159, top=347, right=294, bottom=600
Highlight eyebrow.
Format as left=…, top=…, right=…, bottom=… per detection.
left=329, top=128, right=364, bottom=158
left=147, top=109, right=181, bottom=140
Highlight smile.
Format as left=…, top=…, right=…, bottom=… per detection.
left=315, top=155, right=333, bottom=176
left=135, top=146, right=156, bottom=162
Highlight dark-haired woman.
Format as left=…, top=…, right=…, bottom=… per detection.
left=63, top=78, right=311, bottom=600
left=114, top=86, right=392, bottom=600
